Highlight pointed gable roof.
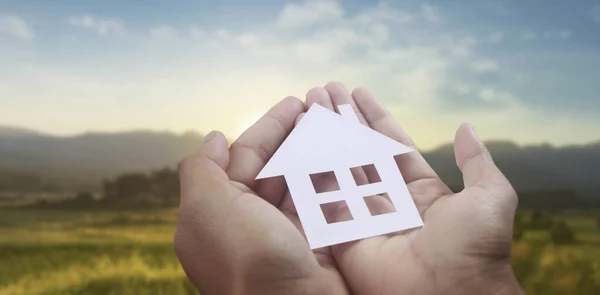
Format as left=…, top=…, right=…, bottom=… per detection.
left=256, top=103, right=413, bottom=179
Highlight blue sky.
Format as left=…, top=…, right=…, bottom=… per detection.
left=1, top=0, right=599, bottom=149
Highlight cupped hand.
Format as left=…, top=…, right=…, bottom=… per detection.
left=174, top=96, right=349, bottom=295
left=174, top=82, right=525, bottom=295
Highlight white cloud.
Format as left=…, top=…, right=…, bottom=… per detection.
left=0, top=14, right=35, bottom=40
left=452, top=35, right=477, bottom=57
left=391, top=58, right=446, bottom=105
left=520, top=31, right=537, bottom=40
left=454, top=83, right=472, bottom=95
left=593, top=4, right=600, bottom=23
left=68, top=15, right=124, bottom=35
left=276, top=0, right=439, bottom=30
left=276, top=0, right=344, bottom=28
left=4, top=0, right=559, bottom=149
left=478, top=0, right=511, bottom=15
left=189, top=26, right=206, bottom=39
left=543, top=30, right=572, bottom=40
left=354, top=2, right=414, bottom=25
left=470, top=58, right=499, bottom=73
left=150, top=25, right=176, bottom=38
left=420, top=4, right=441, bottom=22
left=558, top=30, right=572, bottom=39
left=478, top=87, right=517, bottom=105
left=486, top=31, right=504, bottom=43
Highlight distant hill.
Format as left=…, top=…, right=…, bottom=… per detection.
left=0, top=126, right=42, bottom=137
left=0, top=127, right=205, bottom=191
left=424, top=140, right=600, bottom=197
left=0, top=129, right=204, bottom=172
left=0, top=126, right=599, bottom=202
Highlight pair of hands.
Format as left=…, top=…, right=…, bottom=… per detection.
left=174, top=82, right=525, bottom=295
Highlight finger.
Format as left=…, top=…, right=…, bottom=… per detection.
left=352, top=87, right=447, bottom=186
left=294, top=113, right=305, bottom=127
left=454, top=123, right=518, bottom=217
left=306, top=86, right=334, bottom=110
left=324, top=82, right=368, bottom=125
left=228, top=96, right=304, bottom=205
left=454, top=123, right=513, bottom=192
left=178, top=131, right=230, bottom=208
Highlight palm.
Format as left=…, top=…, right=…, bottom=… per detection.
left=329, top=183, right=516, bottom=295
left=221, top=180, right=350, bottom=294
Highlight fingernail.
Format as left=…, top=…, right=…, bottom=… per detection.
left=203, top=131, right=217, bottom=145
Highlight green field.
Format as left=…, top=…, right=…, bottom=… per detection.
left=1, top=209, right=599, bottom=295
left=0, top=209, right=197, bottom=295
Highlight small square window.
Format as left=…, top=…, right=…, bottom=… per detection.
left=350, top=164, right=382, bottom=186
left=310, top=171, right=340, bottom=194
left=320, top=200, right=353, bottom=224
left=363, top=193, right=396, bottom=216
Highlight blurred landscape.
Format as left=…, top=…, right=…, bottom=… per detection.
left=0, top=125, right=599, bottom=294
left=2, top=0, right=600, bottom=293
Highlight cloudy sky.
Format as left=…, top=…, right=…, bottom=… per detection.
left=1, top=0, right=599, bottom=150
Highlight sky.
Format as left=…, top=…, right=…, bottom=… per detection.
left=0, top=0, right=599, bottom=150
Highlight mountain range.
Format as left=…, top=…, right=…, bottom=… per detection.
left=0, top=126, right=599, bottom=202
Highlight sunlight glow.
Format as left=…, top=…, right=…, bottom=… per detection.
left=232, top=113, right=264, bottom=139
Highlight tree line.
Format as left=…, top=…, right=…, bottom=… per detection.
left=27, top=167, right=181, bottom=209
left=101, top=167, right=180, bottom=207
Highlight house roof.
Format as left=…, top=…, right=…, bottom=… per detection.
left=256, top=103, right=413, bottom=179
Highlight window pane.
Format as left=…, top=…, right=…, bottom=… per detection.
left=350, top=164, right=381, bottom=186
left=310, top=171, right=340, bottom=193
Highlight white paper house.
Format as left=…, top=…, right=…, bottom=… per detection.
left=256, top=104, right=423, bottom=249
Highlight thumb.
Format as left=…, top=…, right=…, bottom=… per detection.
left=178, top=130, right=230, bottom=207
left=454, top=123, right=507, bottom=190
left=175, top=131, right=234, bottom=294
left=197, top=130, right=230, bottom=171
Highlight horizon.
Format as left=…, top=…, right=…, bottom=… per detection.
left=2, top=124, right=598, bottom=152
left=1, top=0, right=600, bottom=150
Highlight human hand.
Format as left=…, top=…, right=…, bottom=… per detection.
left=174, top=96, right=349, bottom=295
left=297, top=83, right=525, bottom=295
left=174, top=82, right=525, bottom=295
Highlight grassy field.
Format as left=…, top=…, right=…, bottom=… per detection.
left=511, top=211, right=600, bottom=295
left=0, top=209, right=197, bottom=295
left=0, top=209, right=599, bottom=295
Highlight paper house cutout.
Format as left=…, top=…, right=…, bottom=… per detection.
left=256, top=104, right=424, bottom=249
